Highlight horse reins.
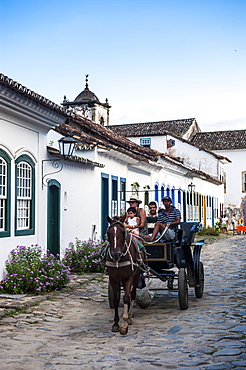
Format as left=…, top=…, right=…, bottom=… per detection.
left=134, top=223, right=171, bottom=244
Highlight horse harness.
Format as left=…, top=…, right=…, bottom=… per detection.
left=106, top=221, right=144, bottom=272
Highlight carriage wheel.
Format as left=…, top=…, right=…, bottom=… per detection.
left=195, top=262, right=204, bottom=298
left=108, top=281, right=121, bottom=308
left=178, top=268, right=188, bottom=310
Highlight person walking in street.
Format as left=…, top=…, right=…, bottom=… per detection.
left=221, top=214, right=229, bottom=234
left=232, top=214, right=237, bottom=234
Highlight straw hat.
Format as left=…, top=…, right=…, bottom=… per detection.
left=126, top=195, right=142, bottom=204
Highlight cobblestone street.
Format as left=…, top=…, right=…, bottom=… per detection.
left=0, top=235, right=245, bottom=370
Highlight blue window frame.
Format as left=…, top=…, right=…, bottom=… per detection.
left=178, top=189, right=182, bottom=204
left=166, top=187, right=170, bottom=197
left=112, top=176, right=118, bottom=216
left=155, top=183, right=159, bottom=203
left=0, top=149, right=11, bottom=237
left=140, top=138, right=151, bottom=148
left=120, top=177, right=126, bottom=215
left=171, top=187, right=175, bottom=205
left=15, top=155, right=35, bottom=236
left=161, top=185, right=165, bottom=200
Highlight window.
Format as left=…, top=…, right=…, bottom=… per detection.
left=155, top=183, right=159, bottom=203
left=112, top=176, right=118, bottom=216
left=171, top=187, right=175, bottom=205
left=0, top=150, right=11, bottom=237
left=15, top=155, right=35, bottom=236
left=166, top=187, right=170, bottom=198
left=120, top=178, right=126, bottom=215
left=242, top=171, right=246, bottom=192
left=161, top=185, right=165, bottom=200
left=140, top=138, right=151, bottom=148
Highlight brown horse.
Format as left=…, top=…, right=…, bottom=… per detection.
left=106, top=215, right=144, bottom=335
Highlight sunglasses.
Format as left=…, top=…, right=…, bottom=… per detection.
left=129, top=201, right=137, bottom=204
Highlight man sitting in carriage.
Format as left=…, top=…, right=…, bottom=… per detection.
left=151, top=196, right=181, bottom=242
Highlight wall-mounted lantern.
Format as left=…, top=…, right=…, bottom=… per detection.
left=58, top=135, right=78, bottom=158
left=42, top=135, right=78, bottom=189
left=188, top=182, right=196, bottom=193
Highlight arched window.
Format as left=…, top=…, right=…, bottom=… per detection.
left=161, top=185, right=165, bottom=200
left=155, top=183, right=159, bottom=203
left=178, top=189, right=182, bottom=204
left=166, top=186, right=170, bottom=197
left=15, top=155, right=35, bottom=236
left=0, top=149, right=11, bottom=237
left=171, top=187, right=175, bottom=205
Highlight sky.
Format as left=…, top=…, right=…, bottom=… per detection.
left=1, top=0, right=245, bottom=132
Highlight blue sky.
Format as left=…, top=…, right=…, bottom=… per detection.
left=1, top=0, right=245, bottom=132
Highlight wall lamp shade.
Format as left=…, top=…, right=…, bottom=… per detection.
left=58, top=136, right=78, bottom=158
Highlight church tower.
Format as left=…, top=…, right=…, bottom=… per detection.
left=62, top=74, right=111, bottom=126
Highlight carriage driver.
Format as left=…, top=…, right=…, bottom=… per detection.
left=151, top=196, right=181, bottom=242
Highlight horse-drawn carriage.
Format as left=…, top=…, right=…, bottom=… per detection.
left=142, top=220, right=204, bottom=310
left=106, top=216, right=204, bottom=334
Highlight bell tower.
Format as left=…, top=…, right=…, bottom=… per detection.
left=62, top=74, right=111, bottom=126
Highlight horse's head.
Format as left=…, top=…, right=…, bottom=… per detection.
left=106, top=215, right=126, bottom=261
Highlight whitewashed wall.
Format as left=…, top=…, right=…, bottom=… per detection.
left=213, top=149, right=245, bottom=209
left=0, top=104, right=64, bottom=279
left=129, top=136, right=167, bottom=153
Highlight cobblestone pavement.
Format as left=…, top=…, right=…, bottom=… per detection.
left=0, top=235, right=245, bottom=370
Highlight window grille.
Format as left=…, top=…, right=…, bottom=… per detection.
left=0, top=158, right=7, bottom=231
left=17, top=162, right=32, bottom=230
left=140, top=138, right=151, bottom=148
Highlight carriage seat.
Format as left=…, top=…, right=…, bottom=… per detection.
left=180, top=222, right=202, bottom=246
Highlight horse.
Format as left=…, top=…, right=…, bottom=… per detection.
left=106, top=215, right=145, bottom=335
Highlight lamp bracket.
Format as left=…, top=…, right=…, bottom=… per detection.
left=42, top=159, right=63, bottom=189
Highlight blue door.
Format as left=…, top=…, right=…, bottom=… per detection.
left=101, top=173, right=109, bottom=238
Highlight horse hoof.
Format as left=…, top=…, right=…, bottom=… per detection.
left=112, top=325, right=119, bottom=332
left=128, top=318, right=132, bottom=325
left=120, top=326, right=128, bottom=335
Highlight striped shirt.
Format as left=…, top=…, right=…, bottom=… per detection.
left=157, top=207, right=181, bottom=229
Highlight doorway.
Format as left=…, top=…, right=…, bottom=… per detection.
left=47, top=180, right=61, bottom=255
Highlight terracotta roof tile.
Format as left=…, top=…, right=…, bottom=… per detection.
left=55, top=115, right=160, bottom=163
left=0, top=73, right=66, bottom=114
left=191, top=130, right=246, bottom=150
left=109, top=118, right=195, bottom=137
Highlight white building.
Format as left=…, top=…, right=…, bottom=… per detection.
left=192, top=130, right=246, bottom=225
left=0, top=73, right=227, bottom=280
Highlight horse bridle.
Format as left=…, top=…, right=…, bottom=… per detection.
left=106, top=221, right=139, bottom=271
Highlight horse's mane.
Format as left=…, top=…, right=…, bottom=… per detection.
left=112, top=215, right=125, bottom=223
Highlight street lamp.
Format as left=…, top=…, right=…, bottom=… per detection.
left=188, top=182, right=196, bottom=220
left=42, top=135, right=78, bottom=188
left=58, top=135, right=78, bottom=158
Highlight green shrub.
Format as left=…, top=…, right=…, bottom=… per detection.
left=0, top=245, right=70, bottom=295
left=62, top=238, right=106, bottom=273
left=197, top=226, right=220, bottom=236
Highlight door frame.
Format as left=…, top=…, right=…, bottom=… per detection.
left=47, top=179, right=61, bottom=255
